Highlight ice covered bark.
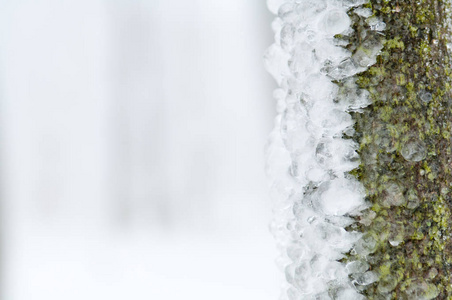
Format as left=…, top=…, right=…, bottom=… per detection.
left=266, top=0, right=452, bottom=299
left=350, top=1, right=452, bottom=298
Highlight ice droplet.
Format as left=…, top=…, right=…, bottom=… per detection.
left=419, top=90, right=433, bottom=103
left=264, top=44, right=290, bottom=85
left=336, top=79, right=372, bottom=110
left=306, top=167, right=327, bottom=182
left=401, top=139, right=426, bottom=162
left=278, top=3, right=299, bottom=23
left=267, top=0, right=285, bottom=14
left=319, top=109, right=354, bottom=134
left=314, top=138, right=359, bottom=173
left=290, top=43, right=316, bottom=79
left=315, top=139, right=333, bottom=166
left=366, top=16, right=386, bottom=31
left=359, top=210, right=376, bottom=226
left=404, top=279, right=439, bottom=300
left=389, top=240, right=401, bottom=247
left=388, top=222, right=405, bottom=247
left=346, top=260, right=370, bottom=274
left=377, top=274, right=398, bottom=293
left=406, top=189, right=420, bottom=209
left=374, top=125, right=396, bottom=153
left=352, top=37, right=383, bottom=68
left=382, top=182, right=406, bottom=207
left=354, top=7, right=373, bottom=18
left=336, top=288, right=366, bottom=300
left=353, top=50, right=376, bottom=68
left=315, top=178, right=366, bottom=216
left=280, top=24, right=295, bottom=50
left=327, top=58, right=363, bottom=80
left=286, top=286, right=303, bottom=300
left=428, top=268, right=438, bottom=279
left=307, top=215, right=316, bottom=224
left=354, top=234, right=378, bottom=256
left=354, top=271, right=379, bottom=285
left=342, top=0, right=367, bottom=7
left=322, top=10, right=351, bottom=35
left=287, top=243, right=307, bottom=261
left=297, top=0, right=327, bottom=19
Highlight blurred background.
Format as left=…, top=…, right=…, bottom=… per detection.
left=0, top=0, right=278, bottom=299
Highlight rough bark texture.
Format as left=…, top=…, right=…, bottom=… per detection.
left=346, top=0, right=452, bottom=298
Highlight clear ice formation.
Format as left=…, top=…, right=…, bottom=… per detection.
left=265, top=0, right=385, bottom=299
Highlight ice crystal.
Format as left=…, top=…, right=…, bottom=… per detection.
left=265, top=0, right=384, bottom=298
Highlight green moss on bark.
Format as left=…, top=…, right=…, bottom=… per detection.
left=346, top=0, right=452, bottom=298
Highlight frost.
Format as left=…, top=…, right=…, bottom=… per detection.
left=265, top=0, right=384, bottom=298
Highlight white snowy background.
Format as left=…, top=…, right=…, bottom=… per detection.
left=0, top=0, right=279, bottom=299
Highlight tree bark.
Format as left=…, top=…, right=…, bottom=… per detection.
left=349, top=0, right=452, bottom=298
left=266, top=0, right=452, bottom=298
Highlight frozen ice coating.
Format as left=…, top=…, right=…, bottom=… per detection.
left=265, top=0, right=385, bottom=298
left=321, top=10, right=351, bottom=35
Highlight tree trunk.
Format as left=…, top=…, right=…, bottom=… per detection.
left=266, top=0, right=452, bottom=299
left=350, top=0, right=452, bottom=298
